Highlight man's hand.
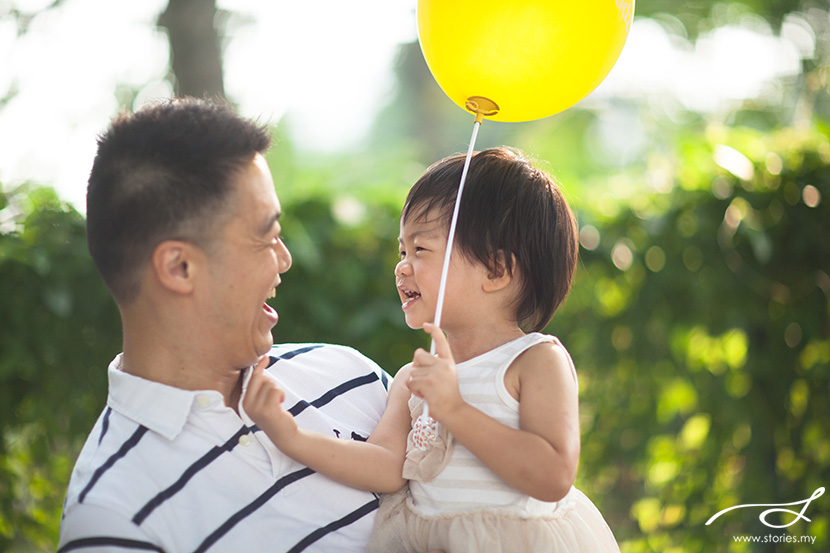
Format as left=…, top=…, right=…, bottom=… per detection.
left=242, top=357, right=298, bottom=447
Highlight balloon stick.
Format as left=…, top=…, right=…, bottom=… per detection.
left=412, top=107, right=487, bottom=450
left=430, top=116, right=481, bottom=341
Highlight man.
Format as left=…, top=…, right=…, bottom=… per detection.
left=59, top=98, right=390, bottom=552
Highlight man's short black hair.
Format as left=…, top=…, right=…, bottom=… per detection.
left=86, top=97, right=272, bottom=303
left=402, top=147, right=578, bottom=332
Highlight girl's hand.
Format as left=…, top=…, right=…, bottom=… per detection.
left=407, top=322, right=465, bottom=422
left=242, top=356, right=298, bottom=446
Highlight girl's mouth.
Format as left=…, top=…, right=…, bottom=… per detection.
left=399, top=287, right=421, bottom=309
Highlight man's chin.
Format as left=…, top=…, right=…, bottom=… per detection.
left=255, top=334, right=275, bottom=358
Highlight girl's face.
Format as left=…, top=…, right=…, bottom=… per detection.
left=395, top=208, right=487, bottom=330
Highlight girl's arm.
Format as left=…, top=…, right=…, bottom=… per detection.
left=408, top=323, right=580, bottom=502
left=243, top=357, right=413, bottom=493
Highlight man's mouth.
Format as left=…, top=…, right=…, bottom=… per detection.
left=263, top=287, right=279, bottom=324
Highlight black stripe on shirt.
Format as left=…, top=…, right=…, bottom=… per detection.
left=80, top=425, right=149, bottom=503
left=132, top=425, right=255, bottom=525
left=57, top=536, right=165, bottom=553
left=286, top=498, right=379, bottom=553
left=288, top=372, right=380, bottom=417
left=267, top=344, right=324, bottom=368
left=98, top=407, right=113, bottom=445
left=191, top=467, right=315, bottom=553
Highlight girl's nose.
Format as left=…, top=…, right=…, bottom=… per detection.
left=395, top=259, right=411, bottom=278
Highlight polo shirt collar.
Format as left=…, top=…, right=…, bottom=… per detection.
left=107, top=354, right=231, bottom=441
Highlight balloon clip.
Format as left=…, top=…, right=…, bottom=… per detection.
left=465, top=96, right=499, bottom=123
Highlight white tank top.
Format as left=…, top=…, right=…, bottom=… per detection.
left=408, top=333, right=578, bottom=516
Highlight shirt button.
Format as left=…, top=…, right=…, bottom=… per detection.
left=238, top=434, right=252, bottom=447
left=196, top=395, right=211, bottom=409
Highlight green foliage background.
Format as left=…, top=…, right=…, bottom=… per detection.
left=2, top=2, right=830, bottom=552
left=2, top=124, right=827, bottom=552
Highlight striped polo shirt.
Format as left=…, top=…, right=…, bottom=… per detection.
left=58, top=343, right=390, bottom=553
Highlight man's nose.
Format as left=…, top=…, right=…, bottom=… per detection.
left=278, top=239, right=292, bottom=273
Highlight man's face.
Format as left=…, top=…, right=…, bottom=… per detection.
left=202, top=153, right=292, bottom=369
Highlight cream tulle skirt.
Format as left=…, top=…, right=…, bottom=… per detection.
left=366, top=485, right=620, bottom=553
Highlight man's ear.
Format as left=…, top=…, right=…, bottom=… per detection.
left=151, top=240, right=199, bottom=295
left=482, top=251, right=515, bottom=293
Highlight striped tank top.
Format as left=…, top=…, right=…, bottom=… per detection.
left=408, top=333, right=578, bottom=516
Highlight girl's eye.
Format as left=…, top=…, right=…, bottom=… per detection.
left=399, top=246, right=427, bottom=258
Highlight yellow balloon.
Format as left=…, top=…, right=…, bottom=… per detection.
left=417, top=0, right=635, bottom=122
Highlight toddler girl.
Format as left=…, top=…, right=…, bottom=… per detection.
left=244, top=147, right=620, bottom=552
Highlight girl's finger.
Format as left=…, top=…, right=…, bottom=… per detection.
left=423, top=322, right=452, bottom=359
left=272, top=385, right=286, bottom=404
left=246, top=357, right=270, bottom=398
left=253, top=355, right=270, bottom=373
left=412, top=348, right=433, bottom=367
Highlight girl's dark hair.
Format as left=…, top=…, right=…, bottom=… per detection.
left=86, top=97, right=272, bottom=303
left=402, top=147, right=578, bottom=332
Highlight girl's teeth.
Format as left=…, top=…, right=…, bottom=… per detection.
left=267, top=287, right=276, bottom=299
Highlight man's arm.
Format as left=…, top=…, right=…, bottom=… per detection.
left=59, top=503, right=162, bottom=553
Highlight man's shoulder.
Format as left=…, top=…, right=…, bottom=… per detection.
left=269, top=342, right=373, bottom=364
left=267, top=343, right=390, bottom=388
left=264, top=343, right=389, bottom=431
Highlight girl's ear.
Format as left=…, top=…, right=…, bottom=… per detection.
left=483, top=251, right=515, bottom=292
left=151, top=240, right=198, bottom=295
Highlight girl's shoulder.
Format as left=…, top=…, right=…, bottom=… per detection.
left=507, top=334, right=578, bottom=390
